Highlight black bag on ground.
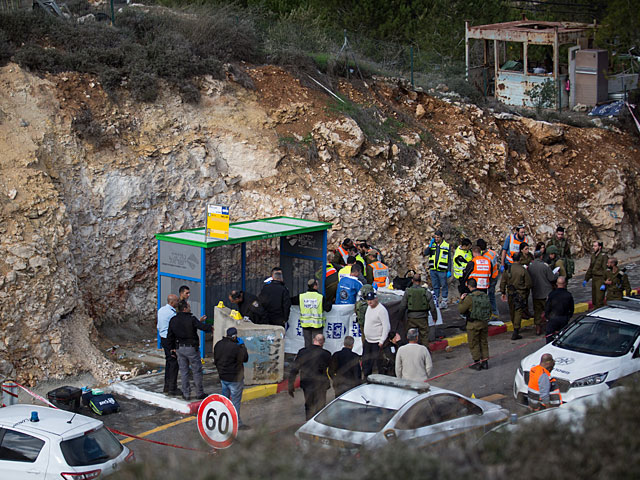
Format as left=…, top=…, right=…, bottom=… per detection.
left=89, top=394, right=120, bottom=415
left=47, top=386, right=82, bottom=412
left=393, top=269, right=416, bottom=291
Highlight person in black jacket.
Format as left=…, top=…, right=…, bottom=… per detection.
left=214, top=327, right=249, bottom=429
left=329, top=336, right=361, bottom=397
left=167, top=300, right=212, bottom=401
left=259, top=268, right=291, bottom=326
left=288, top=333, right=331, bottom=420
left=544, top=276, right=574, bottom=343
left=228, top=290, right=266, bottom=324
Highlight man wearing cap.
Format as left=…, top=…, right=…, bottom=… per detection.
left=157, top=293, right=180, bottom=396
left=288, top=333, right=332, bottom=420
left=400, top=274, right=437, bottom=347
left=292, top=279, right=332, bottom=348
left=214, top=327, right=249, bottom=429
left=362, top=290, right=391, bottom=377
left=167, top=300, right=212, bottom=400
left=395, top=328, right=432, bottom=382
left=424, top=230, right=451, bottom=309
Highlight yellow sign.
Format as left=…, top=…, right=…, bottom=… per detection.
left=207, top=205, right=230, bottom=240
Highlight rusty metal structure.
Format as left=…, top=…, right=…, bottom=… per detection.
left=465, top=20, right=596, bottom=109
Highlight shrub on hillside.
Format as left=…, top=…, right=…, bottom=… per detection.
left=0, top=6, right=254, bottom=103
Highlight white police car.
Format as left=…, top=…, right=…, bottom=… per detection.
left=0, top=404, right=134, bottom=479
left=295, top=375, right=508, bottom=452
left=514, top=301, right=640, bottom=404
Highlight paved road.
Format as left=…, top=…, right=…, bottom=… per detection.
left=101, top=330, right=542, bottom=464
left=102, top=253, right=640, bottom=465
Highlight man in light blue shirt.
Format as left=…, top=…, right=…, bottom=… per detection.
left=335, top=263, right=364, bottom=305
left=157, top=294, right=180, bottom=396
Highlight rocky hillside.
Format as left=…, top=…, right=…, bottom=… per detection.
left=1, top=61, right=638, bottom=383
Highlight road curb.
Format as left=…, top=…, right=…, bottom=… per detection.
left=116, top=291, right=638, bottom=410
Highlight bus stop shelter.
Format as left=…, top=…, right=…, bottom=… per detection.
left=155, top=216, right=332, bottom=357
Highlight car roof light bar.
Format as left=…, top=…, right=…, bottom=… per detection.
left=367, top=374, right=431, bottom=392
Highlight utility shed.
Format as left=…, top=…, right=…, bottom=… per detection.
left=465, top=20, right=595, bottom=108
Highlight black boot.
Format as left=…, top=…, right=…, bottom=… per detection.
left=481, top=360, right=489, bottom=370
left=468, top=361, right=482, bottom=371
left=511, top=329, right=522, bottom=340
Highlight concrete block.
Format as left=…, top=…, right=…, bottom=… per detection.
left=213, top=306, right=285, bottom=385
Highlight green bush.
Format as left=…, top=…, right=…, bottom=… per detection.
left=0, top=6, right=252, bottom=103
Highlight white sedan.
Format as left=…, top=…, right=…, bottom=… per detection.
left=514, top=302, right=640, bottom=405
left=295, top=375, right=509, bottom=453
left=0, top=404, right=134, bottom=479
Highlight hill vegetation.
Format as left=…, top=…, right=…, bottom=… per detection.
left=1, top=0, right=637, bottom=104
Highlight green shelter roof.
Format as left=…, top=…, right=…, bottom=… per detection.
left=155, top=216, right=332, bottom=248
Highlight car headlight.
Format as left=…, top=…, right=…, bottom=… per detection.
left=571, top=372, right=608, bottom=388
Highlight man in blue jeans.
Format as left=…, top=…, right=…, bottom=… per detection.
left=214, top=327, right=250, bottom=429
left=424, top=230, right=451, bottom=309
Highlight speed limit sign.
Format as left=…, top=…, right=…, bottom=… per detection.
left=197, top=394, right=238, bottom=449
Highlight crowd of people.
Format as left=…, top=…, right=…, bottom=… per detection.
left=158, top=227, right=634, bottom=421
left=156, top=285, right=251, bottom=429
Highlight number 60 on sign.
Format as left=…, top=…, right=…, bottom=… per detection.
left=197, top=394, right=238, bottom=449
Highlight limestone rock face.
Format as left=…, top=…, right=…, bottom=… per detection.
left=312, top=117, right=365, bottom=159
left=0, top=62, right=639, bottom=384
left=520, top=117, right=565, bottom=145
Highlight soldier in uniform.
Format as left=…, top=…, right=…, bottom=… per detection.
left=500, top=252, right=532, bottom=340
left=400, top=274, right=437, bottom=347
left=604, top=258, right=632, bottom=301
left=519, top=242, right=534, bottom=268
left=584, top=241, right=608, bottom=309
left=546, top=226, right=571, bottom=259
left=458, top=278, right=491, bottom=370
left=546, top=245, right=566, bottom=278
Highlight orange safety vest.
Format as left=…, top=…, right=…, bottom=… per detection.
left=336, top=246, right=349, bottom=264
left=325, top=264, right=337, bottom=277
left=483, top=248, right=499, bottom=279
left=527, top=365, right=562, bottom=410
left=369, top=261, right=389, bottom=288
left=468, top=256, right=491, bottom=290
left=506, top=234, right=527, bottom=264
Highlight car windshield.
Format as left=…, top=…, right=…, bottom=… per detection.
left=60, top=426, right=123, bottom=466
left=314, top=399, right=397, bottom=433
left=554, top=317, right=640, bottom=357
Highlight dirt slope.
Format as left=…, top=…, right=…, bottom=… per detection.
left=0, top=61, right=638, bottom=383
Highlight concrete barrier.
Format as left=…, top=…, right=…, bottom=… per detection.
left=213, top=306, right=285, bottom=385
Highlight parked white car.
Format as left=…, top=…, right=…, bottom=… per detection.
left=514, top=301, right=640, bottom=405
left=0, top=404, right=134, bottom=479
left=295, top=375, right=509, bottom=453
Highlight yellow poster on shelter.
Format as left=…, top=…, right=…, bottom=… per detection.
left=206, top=205, right=230, bottom=240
